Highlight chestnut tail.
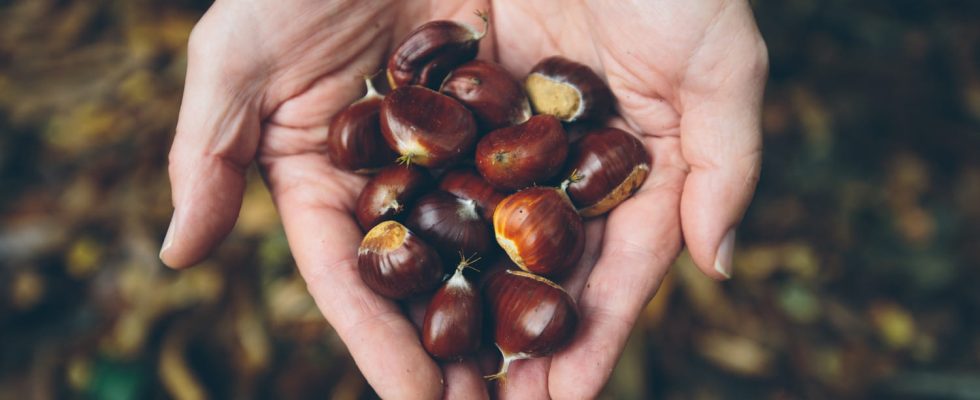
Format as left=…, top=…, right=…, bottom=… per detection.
left=483, top=345, right=529, bottom=382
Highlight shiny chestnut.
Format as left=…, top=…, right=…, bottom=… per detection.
left=492, top=186, right=584, bottom=278
left=354, top=165, right=430, bottom=231
left=475, top=115, right=568, bottom=191
left=483, top=269, right=579, bottom=381
left=326, top=77, right=397, bottom=172
left=387, top=12, right=488, bottom=89
left=441, top=60, right=532, bottom=131
left=422, top=259, right=482, bottom=360
left=438, top=167, right=506, bottom=222
left=525, top=56, right=613, bottom=123
left=380, top=86, right=477, bottom=168
left=357, top=221, right=444, bottom=299
left=405, top=191, right=493, bottom=262
left=564, top=127, right=651, bottom=217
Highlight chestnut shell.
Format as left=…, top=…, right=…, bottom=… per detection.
left=438, top=167, right=506, bottom=222
left=325, top=82, right=396, bottom=172
left=380, top=86, right=477, bottom=168
left=441, top=60, right=532, bottom=131
left=386, top=15, right=487, bottom=89
left=525, top=56, right=614, bottom=123
left=357, top=221, right=444, bottom=299
left=564, top=127, right=651, bottom=217
left=484, top=269, right=578, bottom=360
left=422, top=267, right=482, bottom=360
left=354, top=165, right=430, bottom=231
left=475, top=115, right=568, bottom=191
left=492, top=187, right=584, bottom=278
left=405, top=191, right=493, bottom=263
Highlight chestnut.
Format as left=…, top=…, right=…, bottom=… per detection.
left=483, top=269, right=579, bottom=381
left=524, top=56, right=613, bottom=123
left=564, top=127, right=651, bottom=217
left=387, top=12, right=488, bottom=89
left=475, top=115, right=568, bottom=191
left=421, top=258, right=482, bottom=360
left=357, top=221, right=443, bottom=299
left=440, top=60, right=532, bottom=131
left=354, top=165, right=430, bottom=231
left=380, top=86, right=477, bottom=168
left=438, top=167, right=506, bottom=222
left=326, top=77, right=397, bottom=173
left=492, top=186, right=584, bottom=278
left=405, top=191, right=493, bottom=263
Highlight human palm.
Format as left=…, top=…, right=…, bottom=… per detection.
left=486, top=2, right=767, bottom=398
left=161, top=1, right=766, bottom=399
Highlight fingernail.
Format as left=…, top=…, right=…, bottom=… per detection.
left=160, top=211, right=177, bottom=260
left=714, top=228, right=736, bottom=279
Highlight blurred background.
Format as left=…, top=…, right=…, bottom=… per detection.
left=1, top=0, right=979, bottom=399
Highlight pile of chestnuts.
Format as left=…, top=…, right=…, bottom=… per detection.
left=328, top=12, right=651, bottom=381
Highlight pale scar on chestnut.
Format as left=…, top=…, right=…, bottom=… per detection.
left=362, top=221, right=408, bottom=252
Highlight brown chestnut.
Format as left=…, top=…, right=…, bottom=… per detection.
left=354, top=165, right=430, bottom=231
left=405, top=191, right=493, bottom=263
left=438, top=167, right=506, bottom=222
left=357, top=221, right=444, bottom=299
left=492, top=187, right=584, bottom=278
left=440, top=60, right=532, bottom=131
left=525, top=56, right=613, bottom=123
left=564, top=127, right=651, bottom=217
left=380, top=86, right=477, bottom=168
left=387, top=12, right=488, bottom=89
left=326, top=77, right=397, bottom=173
left=483, top=269, right=579, bottom=381
left=475, top=115, right=568, bottom=191
left=422, top=258, right=482, bottom=360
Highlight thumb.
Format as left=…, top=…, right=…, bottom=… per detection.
left=160, top=21, right=263, bottom=268
left=679, top=6, right=768, bottom=279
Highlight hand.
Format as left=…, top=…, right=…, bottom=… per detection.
left=160, top=0, right=766, bottom=399
left=160, top=0, right=493, bottom=398
left=488, top=1, right=767, bottom=398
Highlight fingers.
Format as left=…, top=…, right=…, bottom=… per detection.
left=678, top=2, right=768, bottom=279
left=266, top=154, right=444, bottom=400
left=442, top=362, right=490, bottom=400
left=496, top=358, right=551, bottom=400
left=548, top=137, right=686, bottom=400
left=160, top=16, right=264, bottom=268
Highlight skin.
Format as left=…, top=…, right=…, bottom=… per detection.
left=160, top=1, right=767, bottom=399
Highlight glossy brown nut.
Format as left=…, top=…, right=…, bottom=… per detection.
left=422, top=262, right=482, bottom=360
left=326, top=78, right=397, bottom=172
left=525, top=56, right=613, bottom=123
left=405, top=191, right=493, bottom=262
left=564, top=127, right=651, bottom=217
left=492, top=187, right=584, bottom=278
left=387, top=13, right=489, bottom=89
left=355, top=165, right=430, bottom=231
left=438, top=167, right=506, bottom=222
left=475, top=115, right=568, bottom=191
left=357, top=221, right=444, bottom=299
left=380, top=86, right=477, bottom=168
left=483, top=269, right=578, bottom=380
left=441, top=60, right=532, bottom=131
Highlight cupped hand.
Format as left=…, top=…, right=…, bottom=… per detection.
left=160, top=0, right=493, bottom=398
left=160, top=0, right=767, bottom=399
left=489, top=1, right=767, bottom=398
